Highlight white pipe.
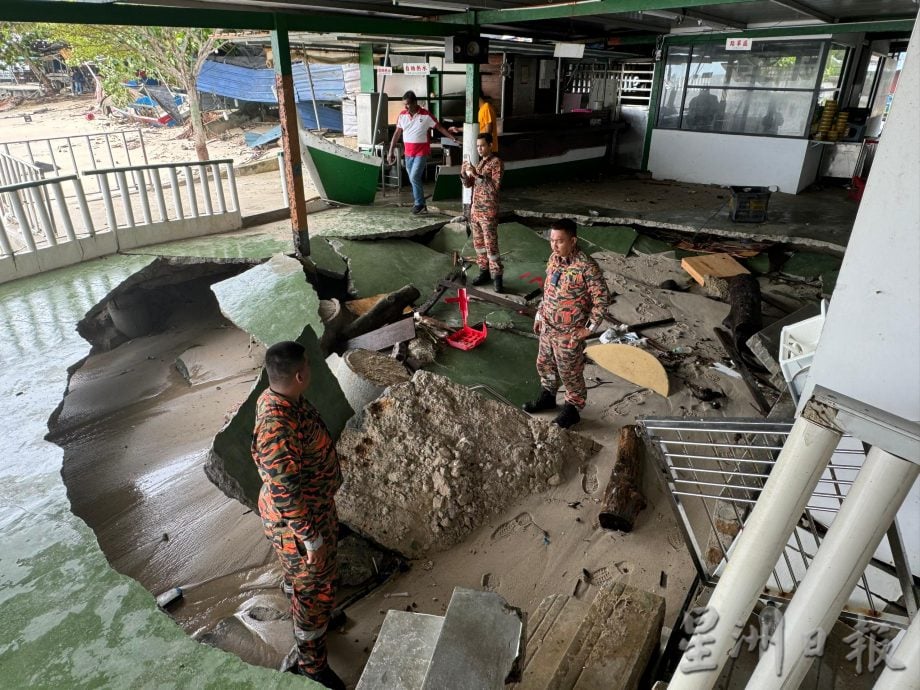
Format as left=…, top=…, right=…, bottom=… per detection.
left=72, top=177, right=95, bottom=237
left=51, top=181, right=76, bottom=242
left=98, top=174, right=119, bottom=232
left=226, top=164, right=240, bottom=213
left=0, top=211, right=13, bottom=256
left=114, top=170, right=135, bottom=227
left=133, top=170, right=152, bottom=225
left=669, top=414, right=842, bottom=690
left=168, top=167, right=183, bottom=220
left=748, top=446, right=920, bottom=689
left=461, top=121, right=479, bottom=206
left=151, top=169, right=168, bottom=222
left=183, top=166, right=199, bottom=218
left=9, top=191, right=37, bottom=252
left=29, top=186, right=55, bottom=246
left=875, top=614, right=920, bottom=690
left=210, top=163, right=227, bottom=214
left=198, top=164, right=213, bottom=216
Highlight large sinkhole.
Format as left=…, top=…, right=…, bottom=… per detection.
left=46, top=257, right=402, bottom=673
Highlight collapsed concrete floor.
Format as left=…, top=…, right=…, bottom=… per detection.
left=46, top=203, right=852, bottom=687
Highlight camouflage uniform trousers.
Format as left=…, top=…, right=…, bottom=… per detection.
left=262, top=506, right=338, bottom=674
left=470, top=214, right=503, bottom=277
left=536, top=330, right=587, bottom=408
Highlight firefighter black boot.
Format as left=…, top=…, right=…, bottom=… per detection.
left=553, top=403, right=581, bottom=429
left=472, top=269, right=491, bottom=286
left=523, top=389, right=557, bottom=413
left=493, top=275, right=504, bottom=293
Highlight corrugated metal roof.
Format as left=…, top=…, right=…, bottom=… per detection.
left=197, top=60, right=346, bottom=103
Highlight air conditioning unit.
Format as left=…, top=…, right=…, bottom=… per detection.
left=445, top=34, right=489, bottom=64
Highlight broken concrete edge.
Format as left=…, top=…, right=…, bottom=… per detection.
left=76, top=256, right=260, bottom=354
left=206, top=324, right=354, bottom=509
left=43, top=353, right=90, bottom=442
left=512, top=209, right=848, bottom=254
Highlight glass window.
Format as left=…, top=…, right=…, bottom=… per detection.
left=658, top=39, right=843, bottom=138
left=658, top=45, right=689, bottom=129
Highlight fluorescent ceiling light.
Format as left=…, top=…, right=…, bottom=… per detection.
left=393, top=0, right=470, bottom=10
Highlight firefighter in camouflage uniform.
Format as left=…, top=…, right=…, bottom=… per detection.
left=461, top=133, right=505, bottom=292
left=252, top=341, right=345, bottom=690
left=524, top=218, right=610, bottom=428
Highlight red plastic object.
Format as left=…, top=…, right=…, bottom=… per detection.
left=444, top=288, right=487, bottom=351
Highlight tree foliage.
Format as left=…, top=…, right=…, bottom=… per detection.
left=55, top=25, right=226, bottom=160
left=0, top=22, right=58, bottom=91
left=2, top=22, right=226, bottom=161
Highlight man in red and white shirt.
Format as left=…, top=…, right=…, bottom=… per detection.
left=387, top=90, right=458, bottom=215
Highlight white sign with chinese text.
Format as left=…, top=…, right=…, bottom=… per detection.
left=403, top=63, right=431, bottom=75
left=725, top=38, right=753, bottom=51
left=375, top=66, right=393, bottom=75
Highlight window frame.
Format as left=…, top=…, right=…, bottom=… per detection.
left=656, top=39, right=848, bottom=139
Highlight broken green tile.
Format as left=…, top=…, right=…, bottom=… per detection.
left=743, top=253, right=771, bottom=275
left=428, top=225, right=469, bottom=255
left=330, top=238, right=453, bottom=298
left=309, top=206, right=448, bottom=240
left=210, top=253, right=324, bottom=344
left=427, top=329, right=540, bottom=407
left=208, top=327, right=353, bottom=508
left=780, top=252, right=843, bottom=280
left=576, top=224, right=638, bottom=256
left=497, top=222, right=551, bottom=264
left=123, top=231, right=292, bottom=259
left=309, top=237, right=348, bottom=280
left=631, top=234, right=674, bottom=256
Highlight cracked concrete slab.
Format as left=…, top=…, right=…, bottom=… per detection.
left=122, top=230, right=292, bottom=260
left=309, top=237, right=348, bottom=280
left=336, top=370, right=597, bottom=557
left=210, top=253, right=324, bottom=345
left=329, top=238, right=453, bottom=298
left=576, top=225, right=638, bottom=256
left=206, top=255, right=353, bottom=506
left=309, top=206, right=448, bottom=240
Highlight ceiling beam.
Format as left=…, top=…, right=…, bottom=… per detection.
left=678, top=9, right=747, bottom=30
left=663, top=17, right=915, bottom=43
left=0, top=0, right=460, bottom=35
left=437, top=0, right=761, bottom=26
left=769, top=0, right=836, bottom=24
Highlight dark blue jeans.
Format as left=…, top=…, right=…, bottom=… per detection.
left=405, top=154, right=427, bottom=208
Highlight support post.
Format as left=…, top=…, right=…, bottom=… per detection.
left=669, top=409, right=842, bottom=690
left=462, top=62, right=481, bottom=206
left=747, top=446, right=920, bottom=689
left=272, top=14, right=310, bottom=257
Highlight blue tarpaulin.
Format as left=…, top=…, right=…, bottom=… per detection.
left=243, top=102, right=343, bottom=148
left=197, top=61, right=345, bottom=103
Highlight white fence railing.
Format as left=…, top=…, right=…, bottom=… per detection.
left=0, top=159, right=241, bottom=284
left=1, top=129, right=148, bottom=199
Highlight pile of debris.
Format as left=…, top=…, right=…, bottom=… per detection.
left=337, top=370, right=598, bottom=557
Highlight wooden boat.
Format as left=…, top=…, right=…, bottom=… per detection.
left=300, top=129, right=382, bottom=205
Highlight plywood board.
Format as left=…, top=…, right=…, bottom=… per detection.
left=680, top=252, right=749, bottom=286
left=585, top=343, right=669, bottom=397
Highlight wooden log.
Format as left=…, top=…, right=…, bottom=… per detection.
left=340, top=284, right=421, bottom=341
left=598, top=425, right=647, bottom=533
left=722, top=273, right=763, bottom=353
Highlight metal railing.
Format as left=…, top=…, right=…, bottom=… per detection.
left=1, top=159, right=239, bottom=268
left=0, top=151, right=49, bottom=233
left=1, top=129, right=148, bottom=198
left=80, top=159, right=239, bottom=231
left=638, top=417, right=917, bottom=630
left=0, top=175, right=94, bottom=256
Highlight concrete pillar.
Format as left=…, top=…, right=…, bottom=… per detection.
left=359, top=43, right=375, bottom=93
